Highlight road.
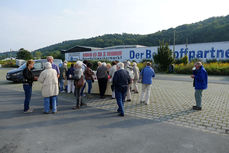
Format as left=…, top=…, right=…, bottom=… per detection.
left=0, top=68, right=229, bottom=153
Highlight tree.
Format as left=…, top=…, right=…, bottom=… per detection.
left=34, top=51, right=42, bottom=59
left=153, top=41, right=174, bottom=71
left=17, top=48, right=33, bottom=60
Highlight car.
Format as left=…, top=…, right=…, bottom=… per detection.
left=6, top=59, right=62, bottom=83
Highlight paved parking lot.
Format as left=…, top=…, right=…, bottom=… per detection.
left=0, top=68, right=229, bottom=153
left=1, top=68, right=229, bottom=134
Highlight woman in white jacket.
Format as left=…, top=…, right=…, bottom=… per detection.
left=132, top=62, right=140, bottom=93
left=38, top=62, right=59, bottom=114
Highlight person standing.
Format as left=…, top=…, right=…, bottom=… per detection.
left=125, top=61, right=134, bottom=102
left=113, top=62, right=131, bottom=117
left=97, top=61, right=102, bottom=68
left=66, top=64, right=75, bottom=93
left=109, top=61, right=117, bottom=99
left=59, top=61, right=68, bottom=93
left=140, top=62, right=155, bottom=105
left=72, top=62, right=84, bottom=109
left=132, top=62, right=140, bottom=93
left=84, top=62, right=94, bottom=95
left=80, top=60, right=88, bottom=96
left=191, top=62, right=208, bottom=110
left=96, top=62, right=108, bottom=99
left=22, top=60, right=37, bottom=113
left=47, top=56, right=60, bottom=77
left=47, top=56, right=60, bottom=107
left=38, top=62, right=59, bottom=114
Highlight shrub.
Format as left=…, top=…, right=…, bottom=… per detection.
left=174, top=62, right=229, bottom=75
left=0, top=60, right=17, bottom=68
left=153, top=41, right=174, bottom=71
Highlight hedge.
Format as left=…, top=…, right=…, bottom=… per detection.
left=0, top=60, right=17, bottom=68
left=174, top=63, right=229, bottom=75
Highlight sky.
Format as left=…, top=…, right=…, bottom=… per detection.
left=0, top=0, right=229, bottom=52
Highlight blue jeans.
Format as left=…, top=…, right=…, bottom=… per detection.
left=115, top=90, right=126, bottom=115
left=59, top=79, right=64, bottom=92
left=44, top=96, right=57, bottom=113
left=86, top=80, right=92, bottom=94
left=23, top=84, right=32, bottom=111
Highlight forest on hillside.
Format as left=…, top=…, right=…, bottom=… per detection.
left=1, top=15, right=229, bottom=59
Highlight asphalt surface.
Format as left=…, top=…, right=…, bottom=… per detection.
left=0, top=86, right=229, bottom=153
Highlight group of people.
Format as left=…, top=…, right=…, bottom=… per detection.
left=22, top=56, right=208, bottom=117
left=23, top=56, right=60, bottom=114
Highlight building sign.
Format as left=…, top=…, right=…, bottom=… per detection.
left=65, top=41, right=229, bottom=62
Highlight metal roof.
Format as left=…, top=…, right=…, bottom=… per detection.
left=61, top=45, right=102, bottom=53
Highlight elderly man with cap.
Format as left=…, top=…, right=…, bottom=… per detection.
left=191, top=62, right=208, bottom=110
left=140, top=62, right=155, bottom=105
left=113, top=62, right=131, bottom=117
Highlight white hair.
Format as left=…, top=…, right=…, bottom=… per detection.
left=45, top=62, right=52, bottom=69
left=127, top=61, right=131, bottom=66
left=102, top=62, right=107, bottom=67
left=46, top=56, right=53, bottom=60
left=133, top=62, right=137, bottom=66
left=117, top=62, right=124, bottom=69
left=196, top=62, right=202, bottom=66
left=76, top=61, right=83, bottom=67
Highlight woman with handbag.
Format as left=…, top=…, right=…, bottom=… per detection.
left=72, top=62, right=85, bottom=109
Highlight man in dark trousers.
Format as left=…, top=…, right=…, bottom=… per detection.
left=113, top=62, right=131, bottom=117
left=96, top=62, right=108, bottom=99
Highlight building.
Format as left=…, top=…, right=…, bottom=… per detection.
left=63, top=41, right=229, bottom=62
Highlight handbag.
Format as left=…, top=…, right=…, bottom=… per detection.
left=75, top=76, right=84, bottom=88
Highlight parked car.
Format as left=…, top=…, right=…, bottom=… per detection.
left=6, top=59, right=62, bottom=83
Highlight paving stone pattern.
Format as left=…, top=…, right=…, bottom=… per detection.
left=84, top=80, right=229, bottom=135
left=1, top=68, right=229, bottom=135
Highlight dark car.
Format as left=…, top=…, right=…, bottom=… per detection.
left=6, top=59, right=62, bottom=83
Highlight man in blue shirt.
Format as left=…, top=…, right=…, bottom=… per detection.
left=113, top=62, right=131, bottom=117
left=47, top=56, right=60, bottom=78
left=191, top=62, right=208, bottom=110
left=140, top=62, right=155, bottom=105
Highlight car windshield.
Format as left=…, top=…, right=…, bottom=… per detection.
left=18, top=63, right=26, bottom=70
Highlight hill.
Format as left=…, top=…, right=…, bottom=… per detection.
left=36, top=15, right=229, bottom=54
left=2, top=14, right=229, bottom=59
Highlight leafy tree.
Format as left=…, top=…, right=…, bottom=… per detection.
left=153, top=41, right=174, bottom=71
left=30, top=14, right=229, bottom=58
left=17, top=48, right=33, bottom=60
left=34, top=51, right=42, bottom=59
